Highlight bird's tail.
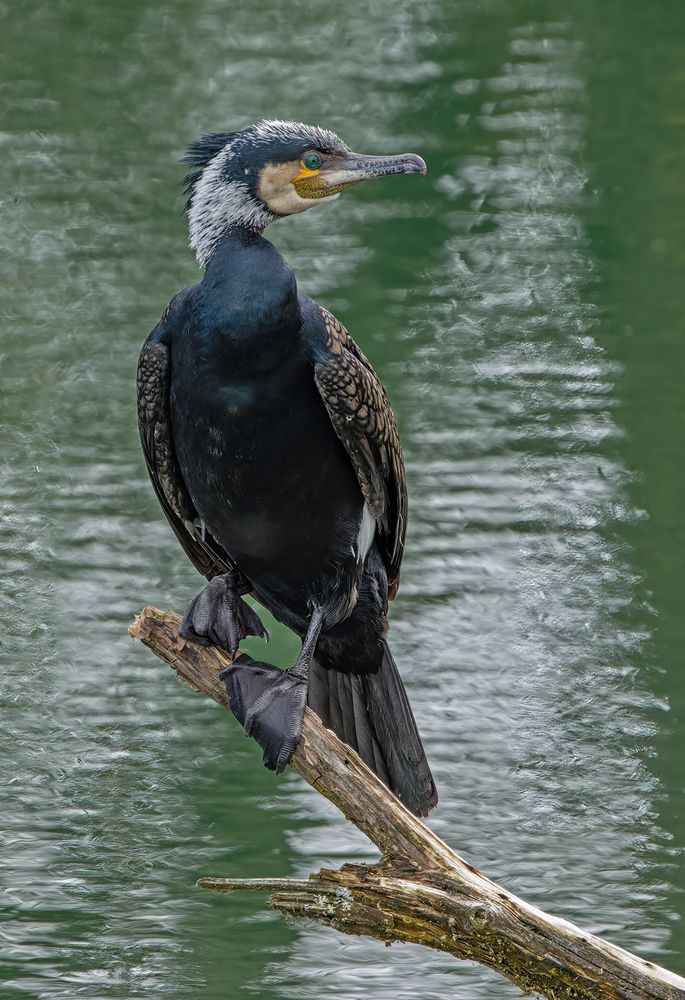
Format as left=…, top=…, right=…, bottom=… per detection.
left=307, top=640, right=438, bottom=817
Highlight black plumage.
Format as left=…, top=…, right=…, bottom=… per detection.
left=137, top=120, right=436, bottom=816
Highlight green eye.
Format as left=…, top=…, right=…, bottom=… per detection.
left=303, top=151, right=322, bottom=171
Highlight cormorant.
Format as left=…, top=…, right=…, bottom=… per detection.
left=137, top=120, right=437, bottom=817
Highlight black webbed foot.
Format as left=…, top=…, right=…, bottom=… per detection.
left=220, top=605, right=325, bottom=774
left=221, top=656, right=307, bottom=773
left=179, top=570, right=267, bottom=659
left=220, top=655, right=282, bottom=727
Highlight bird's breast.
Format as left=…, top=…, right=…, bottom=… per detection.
left=169, top=337, right=364, bottom=608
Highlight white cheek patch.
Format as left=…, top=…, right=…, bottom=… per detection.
left=264, top=185, right=319, bottom=216
left=264, top=183, right=340, bottom=215
left=257, top=161, right=340, bottom=216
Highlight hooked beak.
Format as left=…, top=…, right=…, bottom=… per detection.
left=321, top=153, right=426, bottom=187
left=332, top=150, right=427, bottom=182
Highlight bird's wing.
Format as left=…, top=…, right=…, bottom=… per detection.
left=313, top=307, right=407, bottom=599
left=137, top=299, right=234, bottom=580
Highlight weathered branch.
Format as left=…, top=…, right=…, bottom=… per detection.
left=129, top=606, right=685, bottom=1000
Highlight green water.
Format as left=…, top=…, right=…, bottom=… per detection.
left=2, top=1, right=684, bottom=997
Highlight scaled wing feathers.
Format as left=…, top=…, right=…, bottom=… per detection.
left=313, top=307, right=407, bottom=598
left=137, top=326, right=233, bottom=581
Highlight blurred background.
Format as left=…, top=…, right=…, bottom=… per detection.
left=2, top=0, right=684, bottom=997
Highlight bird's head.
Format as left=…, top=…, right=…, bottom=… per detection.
left=183, top=119, right=426, bottom=266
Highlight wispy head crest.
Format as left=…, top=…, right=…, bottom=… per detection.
left=184, top=132, right=237, bottom=168
left=182, top=132, right=236, bottom=210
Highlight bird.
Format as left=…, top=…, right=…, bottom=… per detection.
left=137, top=119, right=437, bottom=817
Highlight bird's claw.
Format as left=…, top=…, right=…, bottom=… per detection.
left=179, top=571, right=266, bottom=658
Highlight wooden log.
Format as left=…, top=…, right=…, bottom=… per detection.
left=129, top=606, right=685, bottom=1000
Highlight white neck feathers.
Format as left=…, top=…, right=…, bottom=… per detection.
left=187, top=146, right=275, bottom=267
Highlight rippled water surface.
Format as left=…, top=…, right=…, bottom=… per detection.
left=2, top=1, right=685, bottom=997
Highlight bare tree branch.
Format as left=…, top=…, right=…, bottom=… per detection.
left=129, top=605, right=685, bottom=1000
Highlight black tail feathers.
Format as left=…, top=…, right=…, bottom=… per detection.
left=307, top=641, right=437, bottom=817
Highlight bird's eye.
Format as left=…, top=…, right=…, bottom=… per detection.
left=302, top=151, right=322, bottom=171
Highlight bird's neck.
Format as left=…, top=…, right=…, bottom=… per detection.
left=188, top=167, right=276, bottom=267
left=199, top=227, right=299, bottom=351
left=203, top=224, right=268, bottom=270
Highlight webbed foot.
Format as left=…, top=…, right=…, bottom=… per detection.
left=219, top=605, right=325, bottom=774
left=179, top=570, right=266, bottom=659
left=221, top=656, right=307, bottom=773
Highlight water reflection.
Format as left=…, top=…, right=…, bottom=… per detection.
left=1, top=0, right=681, bottom=997
left=274, top=13, right=670, bottom=999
